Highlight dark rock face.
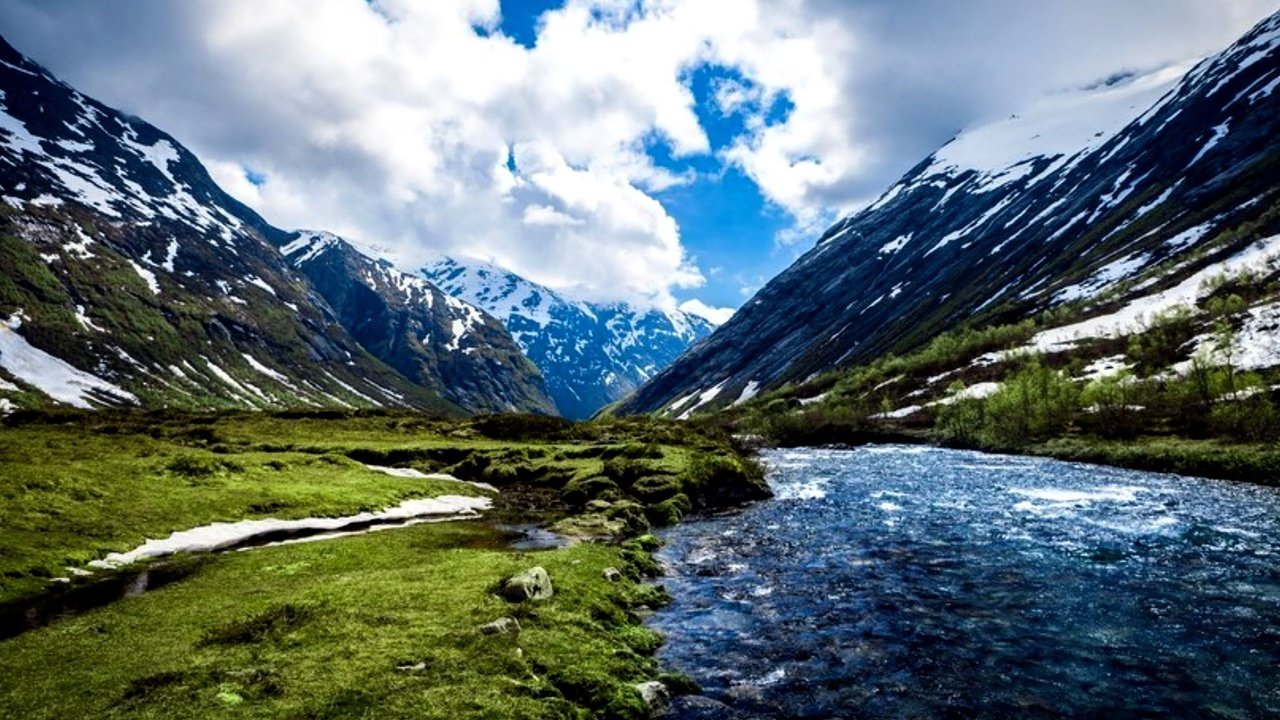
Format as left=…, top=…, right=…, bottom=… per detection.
left=0, top=35, right=544, bottom=414
left=422, top=255, right=715, bottom=419
left=620, top=12, right=1280, bottom=416
left=281, top=232, right=555, bottom=415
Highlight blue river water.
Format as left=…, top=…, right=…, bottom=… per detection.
left=649, top=446, right=1280, bottom=719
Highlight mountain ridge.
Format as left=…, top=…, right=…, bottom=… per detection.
left=618, top=10, right=1280, bottom=417
left=0, top=35, right=545, bottom=415
left=421, top=254, right=715, bottom=419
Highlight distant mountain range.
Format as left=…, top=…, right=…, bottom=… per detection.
left=619, top=10, right=1280, bottom=417
left=422, top=255, right=714, bottom=419
left=0, top=36, right=708, bottom=417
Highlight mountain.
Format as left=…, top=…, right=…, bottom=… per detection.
left=421, top=255, right=715, bottom=419
left=280, top=231, right=555, bottom=414
left=619, top=10, right=1280, bottom=417
left=0, top=36, right=540, bottom=415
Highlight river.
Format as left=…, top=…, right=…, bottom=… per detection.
left=649, top=445, right=1280, bottom=719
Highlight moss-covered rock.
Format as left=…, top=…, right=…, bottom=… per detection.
left=644, top=492, right=692, bottom=527
left=630, top=474, right=682, bottom=502
left=561, top=475, right=623, bottom=507
left=604, top=500, right=651, bottom=536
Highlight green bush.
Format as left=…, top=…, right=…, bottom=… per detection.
left=1211, top=395, right=1280, bottom=442
left=980, top=361, right=1079, bottom=448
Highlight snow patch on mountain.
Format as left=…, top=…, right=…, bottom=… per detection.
left=923, top=62, right=1190, bottom=182
left=0, top=313, right=138, bottom=407
left=422, top=254, right=713, bottom=418
left=1034, top=234, right=1280, bottom=352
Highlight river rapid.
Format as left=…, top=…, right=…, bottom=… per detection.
left=649, top=446, right=1280, bottom=719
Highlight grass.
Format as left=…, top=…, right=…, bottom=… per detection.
left=0, top=411, right=766, bottom=604
left=0, top=422, right=485, bottom=603
left=1026, top=436, right=1280, bottom=486
left=0, top=520, right=672, bottom=719
left=0, top=410, right=759, bottom=718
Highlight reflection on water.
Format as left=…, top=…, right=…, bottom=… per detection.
left=650, top=446, right=1280, bottom=719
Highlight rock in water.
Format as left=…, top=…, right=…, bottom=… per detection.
left=635, top=681, right=671, bottom=717
left=501, top=567, right=554, bottom=601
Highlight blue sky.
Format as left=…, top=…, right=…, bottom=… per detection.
left=3, top=0, right=1274, bottom=320
left=494, top=0, right=804, bottom=308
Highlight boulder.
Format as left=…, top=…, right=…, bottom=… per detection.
left=479, top=617, right=521, bottom=636
left=635, top=680, right=671, bottom=717
left=501, top=566, right=554, bottom=601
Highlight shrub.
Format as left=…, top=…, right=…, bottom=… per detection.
left=980, top=361, right=1079, bottom=447
left=1079, top=372, right=1146, bottom=440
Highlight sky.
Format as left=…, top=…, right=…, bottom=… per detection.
left=1, top=0, right=1276, bottom=323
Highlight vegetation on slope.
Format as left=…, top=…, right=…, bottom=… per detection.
left=721, top=267, right=1280, bottom=485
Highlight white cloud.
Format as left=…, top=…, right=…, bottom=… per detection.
left=679, top=298, right=735, bottom=325
left=2, top=0, right=1275, bottom=310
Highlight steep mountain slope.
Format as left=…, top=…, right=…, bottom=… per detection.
left=620, top=10, right=1280, bottom=417
left=0, top=36, right=533, bottom=415
left=421, top=255, right=714, bottom=419
left=281, top=231, right=555, bottom=414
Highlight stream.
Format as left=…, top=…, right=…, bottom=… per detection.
left=649, top=445, right=1280, bottom=719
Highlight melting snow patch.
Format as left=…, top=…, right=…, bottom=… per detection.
left=0, top=314, right=137, bottom=407
left=932, top=382, right=1002, bottom=406
left=129, top=260, right=160, bottom=295
left=86, top=494, right=492, bottom=569
left=1080, top=355, right=1132, bottom=381
left=1226, top=302, right=1280, bottom=371
left=1031, top=234, right=1280, bottom=352
left=732, top=381, right=761, bottom=407
left=879, top=233, right=912, bottom=254
left=1188, top=122, right=1229, bottom=167
left=246, top=276, right=276, bottom=296
left=677, top=380, right=729, bottom=420
left=74, top=304, right=103, bottom=332
left=1164, top=222, right=1214, bottom=251
left=364, top=465, right=499, bottom=493
left=160, top=239, right=179, bottom=272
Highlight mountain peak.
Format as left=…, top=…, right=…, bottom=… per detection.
left=422, top=253, right=713, bottom=418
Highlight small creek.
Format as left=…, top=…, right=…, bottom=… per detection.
left=649, top=445, right=1280, bottom=719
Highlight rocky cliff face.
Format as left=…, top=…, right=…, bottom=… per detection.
left=619, top=10, right=1280, bottom=417
left=421, top=255, right=714, bottom=419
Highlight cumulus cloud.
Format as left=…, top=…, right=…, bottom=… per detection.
left=1, top=0, right=1275, bottom=305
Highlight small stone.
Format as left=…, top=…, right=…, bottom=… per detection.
left=602, top=567, right=623, bottom=582
left=500, top=566, right=554, bottom=601
left=395, top=662, right=426, bottom=672
left=635, top=680, right=671, bottom=716
left=479, top=617, right=521, bottom=636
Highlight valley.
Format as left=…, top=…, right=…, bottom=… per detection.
left=2, top=4, right=1280, bottom=719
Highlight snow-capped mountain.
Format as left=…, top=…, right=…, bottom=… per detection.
left=281, top=231, right=555, bottom=414
left=421, top=255, right=714, bottom=418
left=0, top=35, right=542, bottom=414
left=620, top=10, right=1280, bottom=416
